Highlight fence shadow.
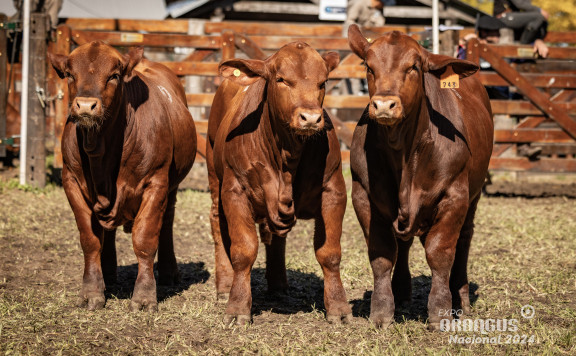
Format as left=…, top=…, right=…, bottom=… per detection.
left=250, top=267, right=325, bottom=316
left=104, top=261, right=210, bottom=302
left=351, top=274, right=480, bottom=323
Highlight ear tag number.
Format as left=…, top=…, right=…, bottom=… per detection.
left=440, top=66, right=459, bottom=89
left=233, top=69, right=241, bottom=77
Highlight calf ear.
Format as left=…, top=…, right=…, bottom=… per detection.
left=425, top=53, right=479, bottom=78
left=123, top=46, right=144, bottom=78
left=348, top=24, right=370, bottom=60
left=322, top=51, right=340, bottom=73
left=48, top=52, right=68, bottom=79
left=219, top=59, right=266, bottom=86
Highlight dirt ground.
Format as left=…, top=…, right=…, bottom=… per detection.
left=0, top=164, right=575, bottom=354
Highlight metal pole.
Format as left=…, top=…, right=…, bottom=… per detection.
left=432, top=0, right=439, bottom=54
left=0, top=14, right=7, bottom=159
left=19, top=0, right=31, bottom=185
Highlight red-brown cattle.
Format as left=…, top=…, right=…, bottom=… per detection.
left=347, top=26, right=493, bottom=330
left=48, top=41, right=197, bottom=311
left=207, top=42, right=351, bottom=325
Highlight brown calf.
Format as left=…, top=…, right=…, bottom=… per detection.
left=49, top=41, right=197, bottom=311
left=348, top=25, right=493, bottom=330
left=207, top=42, right=351, bottom=325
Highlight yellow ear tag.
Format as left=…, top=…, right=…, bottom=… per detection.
left=440, top=66, right=459, bottom=89
left=233, top=69, right=241, bottom=77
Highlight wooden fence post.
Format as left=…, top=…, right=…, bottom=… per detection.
left=0, top=14, right=7, bottom=160
left=52, top=24, right=70, bottom=169
left=466, top=38, right=480, bottom=65
left=221, top=30, right=235, bottom=61
left=24, top=12, right=47, bottom=187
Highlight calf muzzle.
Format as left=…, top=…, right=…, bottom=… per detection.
left=369, top=95, right=403, bottom=126
left=71, top=97, right=104, bottom=129
left=292, top=108, right=324, bottom=135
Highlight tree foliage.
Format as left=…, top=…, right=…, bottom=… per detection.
left=459, top=0, right=576, bottom=31
left=533, top=0, right=576, bottom=31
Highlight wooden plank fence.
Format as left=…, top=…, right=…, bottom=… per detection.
left=8, top=18, right=576, bottom=174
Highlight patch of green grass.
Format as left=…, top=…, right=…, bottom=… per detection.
left=0, top=185, right=575, bottom=355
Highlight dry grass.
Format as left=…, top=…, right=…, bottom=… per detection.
left=0, top=177, right=575, bottom=355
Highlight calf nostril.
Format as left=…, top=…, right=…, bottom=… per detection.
left=300, top=112, right=321, bottom=124
left=91, top=103, right=97, bottom=111
left=389, top=101, right=396, bottom=110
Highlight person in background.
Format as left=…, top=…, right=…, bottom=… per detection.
left=458, top=15, right=505, bottom=57
left=343, top=0, right=386, bottom=36
left=11, top=0, right=62, bottom=30
left=457, top=15, right=509, bottom=99
left=493, top=0, right=549, bottom=58
left=342, top=0, right=387, bottom=95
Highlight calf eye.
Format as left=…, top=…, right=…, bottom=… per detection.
left=108, top=73, right=120, bottom=82
left=319, top=81, right=327, bottom=90
left=65, top=72, right=75, bottom=81
left=409, top=63, right=418, bottom=73
left=276, top=77, right=284, bottom=83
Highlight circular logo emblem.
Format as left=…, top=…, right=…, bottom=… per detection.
left=521, top=305, right=535, bottom=319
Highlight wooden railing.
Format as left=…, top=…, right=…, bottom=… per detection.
left=38, top=19, right=576, bottom=173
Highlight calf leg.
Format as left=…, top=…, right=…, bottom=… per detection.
left=79, top=215, right=107, bottom=310
left=211, top=193, right=234, bottom=302
left=353, top=181, right=396, bottom=328
left=366, top=216, right=397, bottom=327
left=101, top=229, right=117, bottom=286
left=264, top=230, right=288, bottom=294
left=207, top=145, right=234, bottom=302
left=64, top=180, right=107, bottom=310
left=221, top=188, right=258, bottom=325
left=314, top=181, right=351, bottom=324
left=450, top=195, right=479, bottom=315
left=424, top=194, right=468, bottom=331
left=130, top=186, right=168, bottom=311
left=157, top=189, right=180, bottom=286
left=392, top=237, right=413, bottom=312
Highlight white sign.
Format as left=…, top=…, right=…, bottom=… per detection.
left=319, top=0, right=347, bottom=21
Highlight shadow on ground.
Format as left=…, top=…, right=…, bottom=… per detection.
left=351, top=275, right=479, bottom=323
left=250, top=267, right=325, bottom=316
left=104, top=261, right=210, bottom=302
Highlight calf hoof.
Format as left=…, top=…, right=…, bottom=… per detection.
left=129, top=300, right=159, bottom=312
left=369, top=314, right=394, bottom=329
left=77, top=294, right=106, bottom=311
left=327, top=313, right=353, bottom=324
left=224, top=313, right=252, bottom=326
left=427, top=322, right=442, bottom=332
left=216, top=292, right=230, bottom=303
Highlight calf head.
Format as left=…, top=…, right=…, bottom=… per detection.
left=348, top=25, right=478, bottom=126
left=49, top=41, right=143, bottom=131
left=219, top=42, right=339, bottom=136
